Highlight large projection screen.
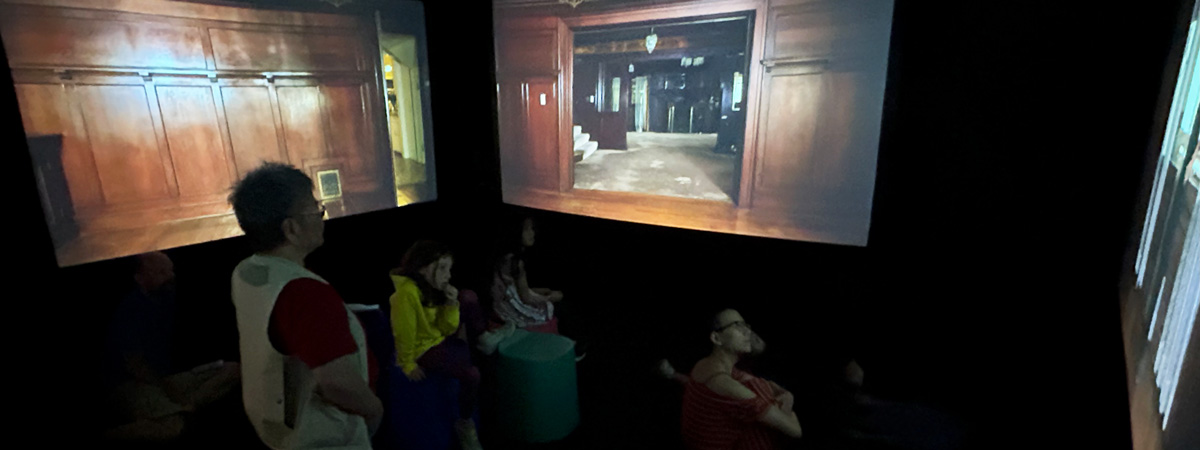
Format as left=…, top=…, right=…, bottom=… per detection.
left=5, top=0, right=437, bottom=266
left=491, top=0, right=894, bottom=246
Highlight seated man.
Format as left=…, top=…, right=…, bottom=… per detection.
left=102, top=251, right=241, bottom=442
left=680, top=309, right=803, bottom=450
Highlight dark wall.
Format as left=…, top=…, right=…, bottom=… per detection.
left=9, top=1, right=1188, bottom=449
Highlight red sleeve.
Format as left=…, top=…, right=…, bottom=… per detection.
left=729, top=393, right=774, bottom=422
left=269, top=278, right=359, bottom=369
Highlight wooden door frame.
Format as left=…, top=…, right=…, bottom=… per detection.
left=557, top=0, right=767, bottom=207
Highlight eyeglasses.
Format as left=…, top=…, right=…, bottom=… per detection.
left=293, top=204, right=327, bottom=219
left=713, top=320, right=750, bottom=332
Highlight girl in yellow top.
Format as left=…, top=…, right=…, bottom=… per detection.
left=389, top=240, right=483, bottom=450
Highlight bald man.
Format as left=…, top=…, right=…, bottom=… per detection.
left=103, top=252, right=241, bottom=442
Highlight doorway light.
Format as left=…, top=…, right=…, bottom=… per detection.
left=629, top=64, right=635, bottom=73
left=645, top=27, right=658, bottom=54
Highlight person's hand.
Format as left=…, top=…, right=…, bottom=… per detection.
left=443, top=285, right=459, bottom=306
left=408, top=366, right=426, bottom=382
left=657, top=359, right=676, bottom=379
left=750, top=332, right=766, bottom=354
left=776, top=391, right=795, bottom=412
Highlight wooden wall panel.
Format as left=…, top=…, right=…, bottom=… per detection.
left=156, top=85, right=233, bottom=198
left=221, top=86, right=286, bottom=177
left=322, top=83, right=377, bottom=181
left=749, top=0, right=891, bottom=240
left=525, top=79, right=561, bottom=191
left=557, top=17, right=573, bottom=190
left=498, top=80, right=530, bottom=187
left=0, top=0, right=360, bottom=28
left=13, top=83, right=104, bottom=209
left=755, top=70, right=821, bottom=196
left=497, top=28, right=561, bottom=76
left=753, top=68, right=874, bottom=219
left=76, top=84, right=172, bottom=205
left=766, top=0, right=891, bottom=62
left=276, top=85, right=330, bottom=165
left=496, top=16, right=569, bottom=193
left=818, top=70, right=876, bottom=218
left=209, top=28, right=362, bottom=72
left=766, top=2, right=835, bottom=60
left=0, top=15, right=208, bottom=69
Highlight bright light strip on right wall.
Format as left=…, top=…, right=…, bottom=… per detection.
left=1136, top=7, right=1200, bottom=287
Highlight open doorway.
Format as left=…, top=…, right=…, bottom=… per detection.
left=571, top=14, right=752, bottom=203
left=379, top=33, right=429, bottom=205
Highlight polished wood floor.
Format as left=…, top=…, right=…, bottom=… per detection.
left=504, top=185, right=867, bottom=246
left=53, top=186, right=420, bottom=266
left=56, top=213, right=244, bottom=266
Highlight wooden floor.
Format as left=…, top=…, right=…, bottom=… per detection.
left=53, top=188, right=405, bottom=267
left=56, top=213, right=244, bottom=267
left=503, top=185, right=867, bottom=246
left=394, top=154, right=428, bottom=188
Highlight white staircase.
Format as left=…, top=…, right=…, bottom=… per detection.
left=573, top=125, right=599, bottom=162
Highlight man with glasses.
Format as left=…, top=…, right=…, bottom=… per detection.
left=229, top=163, right=382, bottom=449
left=680, top=309, right=803, bottom=450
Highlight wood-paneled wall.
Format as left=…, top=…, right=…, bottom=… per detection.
left=3, top=0, right=389, bottom=234
left=495, top=16, right=574, bottom=192
left=751, top=0, right=891, bottom=232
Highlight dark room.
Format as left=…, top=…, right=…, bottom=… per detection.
left=7, top=1, right=1200, bottom=450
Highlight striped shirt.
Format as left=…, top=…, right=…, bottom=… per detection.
left=681, top=368, right=779, bottom=450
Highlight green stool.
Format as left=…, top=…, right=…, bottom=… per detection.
left=494, top=331, right=580, bottom=443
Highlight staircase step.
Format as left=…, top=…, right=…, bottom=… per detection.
left=573, top=125, right=582, bottom=137
left=573, top=132, right=590, bottom=149
left=580, top=141, right=598, bottom=161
